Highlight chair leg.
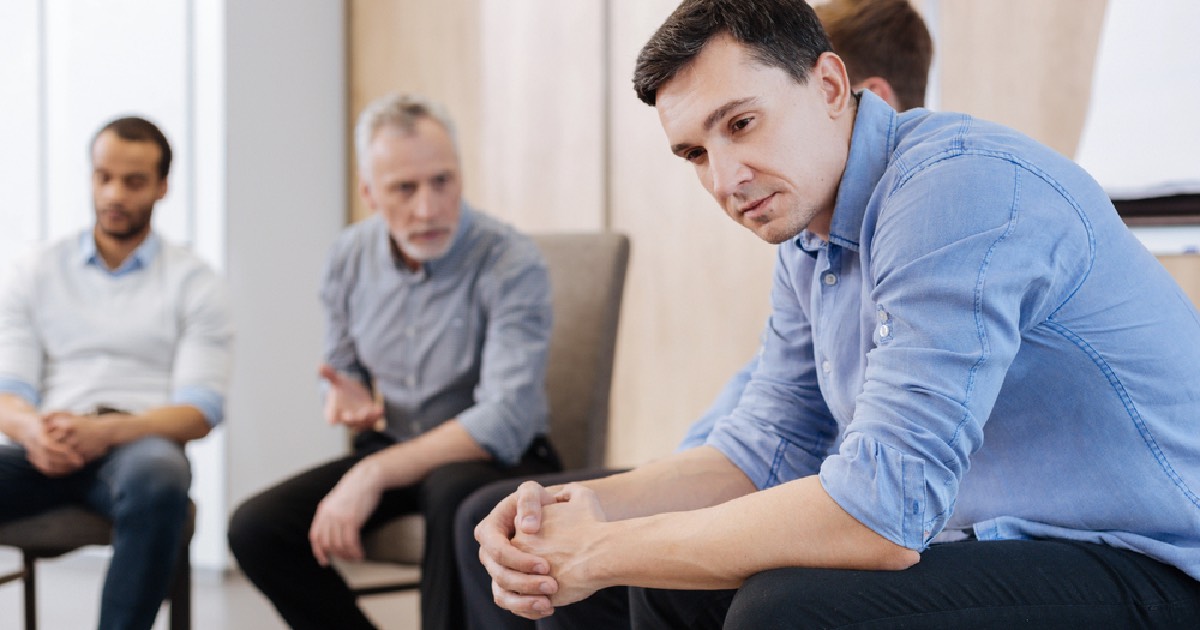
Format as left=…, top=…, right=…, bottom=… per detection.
left=168, top=548, right=191, bottom=630
left=22, top=552, right=36, bottom=630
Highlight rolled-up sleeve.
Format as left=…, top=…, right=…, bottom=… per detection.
left=457, top=244, right=551, bottom=465
left=819, top=156, right=1090, bottom=550
left=171, top=265, right=234, bottom=427
left=0, top=255, right=43, bottom=407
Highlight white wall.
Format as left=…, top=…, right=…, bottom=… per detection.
left=0, top=1, right=41, bottom=264
left=1076, top=0, right=1200, bottom=200
left=219, top=0, right=349, bottom=568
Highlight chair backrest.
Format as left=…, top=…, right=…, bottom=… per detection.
left=530, top=232, right=630, bottom=471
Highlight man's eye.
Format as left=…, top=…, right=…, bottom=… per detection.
left=684, top=148, right=706, bottom=163
left=731, top=116, right=753, bottom=132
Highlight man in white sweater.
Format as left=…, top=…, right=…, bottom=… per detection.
left=0, top=116, right=233, bottom=630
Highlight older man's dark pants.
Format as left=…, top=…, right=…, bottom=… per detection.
left=618, top=539, right=1200, bottom=629
left=228, top=431, right=559, bottom=630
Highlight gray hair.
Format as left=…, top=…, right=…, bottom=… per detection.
left=353, top=93, right=459, bottom=178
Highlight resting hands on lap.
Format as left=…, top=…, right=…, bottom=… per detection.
left=309, top=460, right=383, bottom=566
left=477, top=481, right=609, bottom=618
left=44, top=411, right=113, bottom=463
left=21, top=413, right=86, bottom=476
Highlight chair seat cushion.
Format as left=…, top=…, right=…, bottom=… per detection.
left=363, top=514, right=424, bottom=564
left=0, top=507, right=113, bottom=556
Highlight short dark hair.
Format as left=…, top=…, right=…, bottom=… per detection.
left=91, top=116, right=173, bottom=180
left=633, top=0, right=833, bottom=106
left=816, top=0, right=932, bottom=111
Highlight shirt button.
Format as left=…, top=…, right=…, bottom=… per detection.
left=821, top=360, right=832, bottom=373
left=879, top=324, right=891, bottom=337
left=823, top=273, right=837, bottom=285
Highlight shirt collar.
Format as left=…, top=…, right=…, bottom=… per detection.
left=796, top=90, right=896, bottom=255
left=79, top=230, right=161, bottom=276
left=423, top=201, right=475, bottom=277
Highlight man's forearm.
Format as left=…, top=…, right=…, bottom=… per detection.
left=0, top=393, right=40, bottom=444
left=357, top=419, right=491, bottom=490
left=584, top=475, right=920, bottom=592
left=581, top=446, right=757, bottom=521
left=98, top=405, right=211, bottom=446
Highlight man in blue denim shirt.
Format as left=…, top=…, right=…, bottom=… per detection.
left=475, top=0, right=1200, bottom=627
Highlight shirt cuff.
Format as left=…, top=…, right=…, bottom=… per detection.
left=173, top=385, right=225, bottom=427
left=0, top=378, right=40, bottom=408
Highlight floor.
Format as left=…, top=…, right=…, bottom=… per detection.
left=0, top=548, right=421, bottom=629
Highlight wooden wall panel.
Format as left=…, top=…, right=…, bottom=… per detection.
left=348, top=0, right=483, bottom=222
left=607, top=0, right=777, bottom=466
left=348, top=0, right=604, bottom=232
left=477, top=1, right=606, bottom=232
left=938, top=0, right=1107, bottom=159
left=1157, top=255, right=1200, bottom=311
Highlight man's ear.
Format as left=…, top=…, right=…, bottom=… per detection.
left=856, top=76, right=899, bottom=110
left=815, top=52, right=852, bottom=117
left=358, top=179, right=376, bottom=211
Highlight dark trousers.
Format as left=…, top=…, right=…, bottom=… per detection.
left=617, top=538, right=1200, bottom=629
left=454, top=468, right=633, bottom=630
left=228, top=431, right=560, bottom=630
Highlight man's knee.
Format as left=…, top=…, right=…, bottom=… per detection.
left=227, top=490, right=284, bottom=564
left=109, top=437, right=190, bottom=511
left=421, top=461, right=500, bottom=519
left=456, top=480, right=517, bottom=532
left=724, top=569, right=829, bottom=630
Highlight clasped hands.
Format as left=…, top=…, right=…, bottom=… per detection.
left=476, top=481, right=609, bottom=620
left=24, top=410, right=114, bottom=476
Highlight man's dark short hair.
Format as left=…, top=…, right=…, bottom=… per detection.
left=91, top=116, right=173, bottom=180
left=633, top=0, right=833, bottom=106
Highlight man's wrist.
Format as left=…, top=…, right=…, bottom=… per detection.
left=350, top=455, right=388, bottom=493
left=579, top=520, right=620, bottom=590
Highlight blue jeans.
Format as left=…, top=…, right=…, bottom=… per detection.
left=0, top=437, right=191, bottom=630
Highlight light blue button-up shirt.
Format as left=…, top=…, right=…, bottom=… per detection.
left=708, top=90, right=1200, bottom=580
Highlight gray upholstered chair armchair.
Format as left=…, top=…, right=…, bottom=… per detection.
left=349, top=231, right=630, bottom=596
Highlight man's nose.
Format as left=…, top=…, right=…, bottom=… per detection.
left=99, top=181, right=127, bottom=205
left=412, top=188, right=437, bottom=220
left=709, top=148, right=751, bottom=200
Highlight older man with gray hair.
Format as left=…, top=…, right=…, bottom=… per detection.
left=229, top=93, right=561, bottom=630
